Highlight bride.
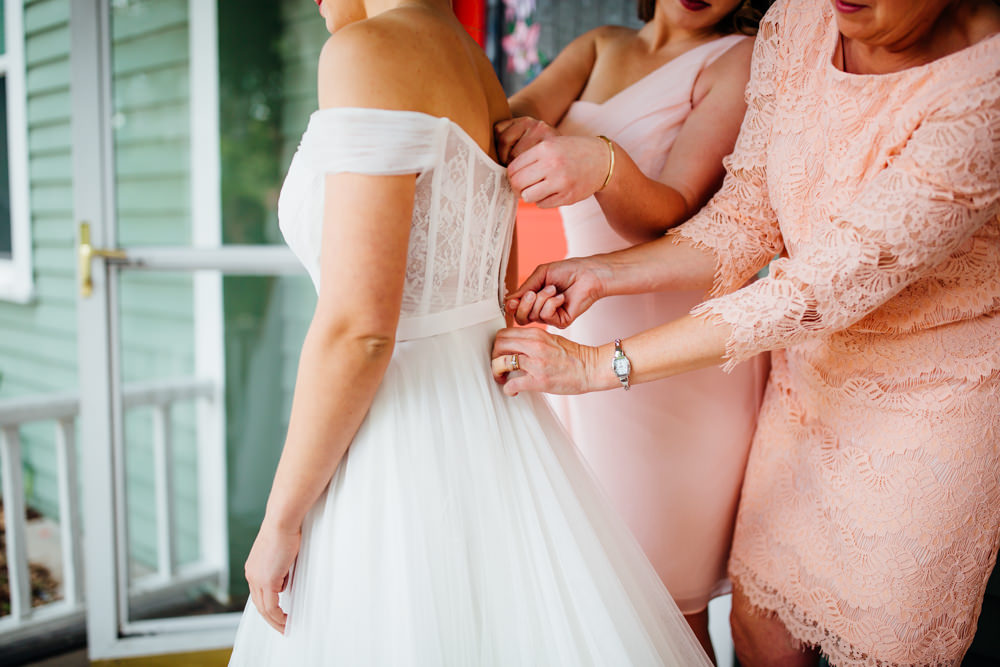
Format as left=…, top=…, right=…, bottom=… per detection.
left=228, top=1, right=711, bottom=664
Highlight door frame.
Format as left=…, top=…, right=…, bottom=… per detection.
left=71, top=0, right=299, bottom=658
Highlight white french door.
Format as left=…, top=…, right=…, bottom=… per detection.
left=70, top=0, right=311, bottom=659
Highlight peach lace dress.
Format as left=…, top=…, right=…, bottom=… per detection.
left=670, top=0, right=1000, bottom=664
left=547, top=33, right=768, bottom=614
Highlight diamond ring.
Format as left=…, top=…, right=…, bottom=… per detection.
left=509, top=354, right=520, bottom=372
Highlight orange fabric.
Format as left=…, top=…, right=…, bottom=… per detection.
left=514, top=202, right=566, bottom=285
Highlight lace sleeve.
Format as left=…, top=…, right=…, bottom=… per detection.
left=667, top=0, right=788, bottom=295
left=694, top=83, right=1000, bottom=370
left=295, top=107, right=446, bottom=175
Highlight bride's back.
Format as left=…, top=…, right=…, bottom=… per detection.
left=280, top=5, right=517, bottom=338
left=317, top=4, right=509, bottom=163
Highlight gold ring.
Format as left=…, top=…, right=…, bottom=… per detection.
left=509, top=354, right=520, bottom=372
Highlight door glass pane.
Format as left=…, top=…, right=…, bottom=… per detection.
left=111, top=0, right=191, bottom=247
left=218, top=0, right=326, bottom=246
left=116, top=269, right=315, bottom=622
left=108, top=0, right=327, bottom=626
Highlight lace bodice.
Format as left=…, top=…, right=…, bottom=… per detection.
left=278, top=108, right=516, bottom=339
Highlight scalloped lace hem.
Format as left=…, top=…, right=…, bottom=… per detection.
left=730, top=562, right=964, bottom=667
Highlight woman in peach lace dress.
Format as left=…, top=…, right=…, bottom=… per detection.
left=494, top=1, right=767, bottom=657
left=491, top=0, right=1000, bottom=664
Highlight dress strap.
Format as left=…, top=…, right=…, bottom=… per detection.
left=296, top=107, right=448, bottom=176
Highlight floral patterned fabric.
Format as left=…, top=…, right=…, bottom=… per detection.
left=671, top=0, right=1000, bottom=664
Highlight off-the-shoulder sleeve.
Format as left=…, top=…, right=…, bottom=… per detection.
left=695, top=82, right=1000, bottom=370
left=276, top=108, right=448, bottom=290
left=667, top=0, right=788, bottom=295
left=295, top=107, right=447, bottom=175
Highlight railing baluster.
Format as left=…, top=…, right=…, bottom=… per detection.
left=151, top=404, right=175, bottom=579
left=0, top=377, right=216, bottom=642
left=54, top=418, right=84, bottom=607
left=0, top=426, right=32, bottom=620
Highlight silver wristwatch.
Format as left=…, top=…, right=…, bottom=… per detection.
left=612, top=338, right=631, bottom=391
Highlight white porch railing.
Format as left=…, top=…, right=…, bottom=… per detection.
left=0, top=377, right=217, bottom=645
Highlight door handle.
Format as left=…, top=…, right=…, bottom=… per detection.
left=78, top=222, right=127, bottom=298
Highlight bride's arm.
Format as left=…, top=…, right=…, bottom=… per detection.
left=245, top=28, right=422, bottom=635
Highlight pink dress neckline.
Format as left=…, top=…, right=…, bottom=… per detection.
left=573, top=33, right=748, bottom=110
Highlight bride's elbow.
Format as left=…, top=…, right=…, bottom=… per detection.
left=353, top=332, right=395, bottom=359
left=307, top=316, right=397, bottom=362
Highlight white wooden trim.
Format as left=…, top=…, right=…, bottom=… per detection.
left=54, top=418, right=85, bottom=607
left=80, top=628, right=238, bottom=660
left=0, top=0, right=33, bottom=302
left=70, top=0, right=121, bottom=658
left=0, top=602, right=86, bottom=644
left=122, top=245, right=301, bottom=273
left=0, top=426, right=30, bottom=620
left=124, top=612, right=243, bottom=637
left=190, top=0, right=230, bottom=605
left=152, top=404, right=177, bottom=579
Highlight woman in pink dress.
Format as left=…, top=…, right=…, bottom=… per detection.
left=493, top=0, right=1000, bottom=664
left=496, top=0, right=768, bottom=657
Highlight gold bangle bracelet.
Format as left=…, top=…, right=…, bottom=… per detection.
left=596, top=135, right=615, bottom=192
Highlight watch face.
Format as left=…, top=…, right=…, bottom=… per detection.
left=613, top=357, right=630, bottom=376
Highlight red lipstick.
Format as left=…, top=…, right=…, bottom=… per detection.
left=834, top=0, right=866, bottom=13
left=679, top=0, right=710, bottom=11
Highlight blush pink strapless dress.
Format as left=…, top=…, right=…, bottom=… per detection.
left=548, top=33, right=768, bottom=614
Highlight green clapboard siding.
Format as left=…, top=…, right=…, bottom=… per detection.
left=110, top=0, right=198, bottom=573
left=0, top=0, right=200, bottom=576
left=0, top=1, right=76, bottom=527
left=3, top=0, right=331, bottom=602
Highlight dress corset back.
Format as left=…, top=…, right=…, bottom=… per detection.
left=278, top=108, right=517, bottom=340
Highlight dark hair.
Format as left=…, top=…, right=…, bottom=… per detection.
left=637, top=0, right=773, bottom=36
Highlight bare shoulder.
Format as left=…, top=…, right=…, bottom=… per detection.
left=692, top=37, right=754, bottom=105
left=592, top=24, right=636, bottom=42
left=316, top=9, right=446, bottom=111
left=705, top=37, right=754, bottom=83
left=560, top=24, right=634, bottom=56
left=592, top=24, right=640, bottom=52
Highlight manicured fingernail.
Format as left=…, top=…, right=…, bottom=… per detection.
left=543, top=285, right=556, bottom=294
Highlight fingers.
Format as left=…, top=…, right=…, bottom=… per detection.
left=528, top=285, right=558, bottom=322
left=250, top=585, right=287, bottom=634
left=507, top=263, right=552, bottom=303
left=261, top=587, right=288, bottom=633
left=494, top=117, right=515, bottom=134
left=506, top=157, right=546, bottom=198
left=490, top=353, right=515, bottom=381
left=509, top=285, right=564, bottom=325
left=495, top=118, right=526, bottom=165
left=513, top=288, right=543, bottom=325
left=538, top=293, right=566, bottom=323
left=495, top=117, right=557, bottom=164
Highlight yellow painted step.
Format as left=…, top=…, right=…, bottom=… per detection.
left=91, top=649, right=231, bottom=667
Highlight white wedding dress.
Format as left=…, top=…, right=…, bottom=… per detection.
left=228, top=107, right=711, bottom=666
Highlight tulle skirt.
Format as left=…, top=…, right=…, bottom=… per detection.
left=228, top=317, right=710, bottom=666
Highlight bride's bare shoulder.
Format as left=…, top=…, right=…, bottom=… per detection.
left=316, top=8, right=461, bottom=113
